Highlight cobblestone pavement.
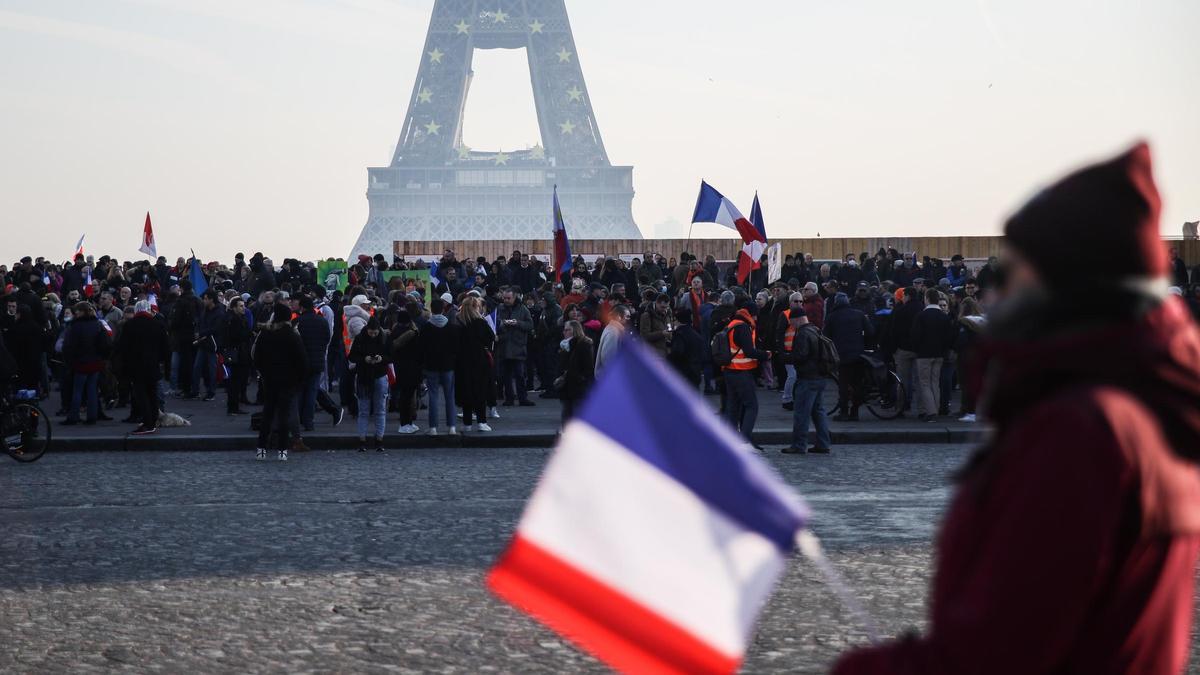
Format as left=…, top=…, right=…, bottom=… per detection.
left=1, top=445, right=1197, bottom=673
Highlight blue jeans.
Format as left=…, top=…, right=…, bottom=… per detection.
left=424, top=370, right=456, bottom=429
left=792, top=378, right=832, bottom=451
left=300, top=370, right=339, bottom=429
left=724, top=370, right=758, bottom=441
left=356, top=375, right=389, bottom=440
left=191, top=350, right=217, bottom=397
left=781, top=364, right=797, bottom=404
left=68, top=372, right=99, bottom=423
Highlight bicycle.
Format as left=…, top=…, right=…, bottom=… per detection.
left=825, top=352, right=908, bottom=421
left=2, top=383, right=52, bottom=463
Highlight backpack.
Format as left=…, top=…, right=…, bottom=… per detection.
left=810, top=326, right=840, bottom=377
left=710, top=321, right=742, bottom=368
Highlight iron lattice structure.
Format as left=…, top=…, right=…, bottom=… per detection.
left=350, top=0, right=642, bottom=258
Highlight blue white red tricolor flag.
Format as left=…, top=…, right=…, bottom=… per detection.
left=552, top=186, right=573, bottom=284
left=488, top=341, right=809, bottom=675
left=739, top=193, right=768, bottom=284
left=691, top=182, right=767, bottom=284
left=73, top=234, right=86, bottom=259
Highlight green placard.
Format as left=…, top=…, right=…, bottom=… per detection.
left=318, top=260, right=349, bottom=292
left=381, top=270, right=433, bottom=305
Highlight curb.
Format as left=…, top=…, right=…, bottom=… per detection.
left=48, top=427, right=989, bottom=453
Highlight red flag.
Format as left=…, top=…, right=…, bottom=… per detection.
left=139, top=212, right=157, bottom=258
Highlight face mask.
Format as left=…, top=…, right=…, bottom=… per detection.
left=560, top=338, right=572, bottom=351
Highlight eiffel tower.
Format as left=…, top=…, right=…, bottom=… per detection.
left=350, top=0, right=642, bottom=258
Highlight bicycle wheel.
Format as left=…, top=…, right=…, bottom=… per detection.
left=866, top=372, right=906, bottom=421
left=823, top=374, right=841, bottom=415
left=4, top=402, right=51, bottom=463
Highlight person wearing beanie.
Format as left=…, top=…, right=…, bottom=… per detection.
left=822, top=291, right=874, bottom=421
left=721, top=301, right=771, bottom=444
left=251, top=303, right=307, bottom=461
left=835, top=143, right=1200, bottom=674
left=348, top=316, right=390, bottom=452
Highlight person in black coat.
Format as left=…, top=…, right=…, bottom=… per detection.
left=295, top=295, right=342, bottom=431
left=348, top=316, right=391, bottom=451
left=117, top=301, right=169, bottom=433
left=668, top=309, right=706, bottom=388
left=455, top=297, right=495, bottom=431
left=252, top=304, right=306, bottom=459
left=222, top=297, right=253, bottom=415
left=418, top=298, right=462, bottom=435
left=556, top=320, right=595, bottom=423
left=389, top=309, right=423, bottom=433
left=910, top=288, right=956, bottom=420
left=823, top=293, right=875, bottom=421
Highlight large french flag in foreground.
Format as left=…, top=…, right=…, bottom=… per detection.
left=488, top=342, right=809, bottom=674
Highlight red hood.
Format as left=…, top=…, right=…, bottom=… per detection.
left=979, top=299, right=1200, bottom=459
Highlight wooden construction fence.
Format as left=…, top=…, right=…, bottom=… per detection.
left=395, top=237, right=1200, bottom=266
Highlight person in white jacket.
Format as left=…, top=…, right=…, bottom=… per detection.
left=594, top=304, right=630, bottom=372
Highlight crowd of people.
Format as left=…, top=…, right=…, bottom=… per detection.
left=1, top=243, right=1198, bottom=458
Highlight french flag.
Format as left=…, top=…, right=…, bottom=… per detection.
left=488, top=341, right=809, bottom=675
left=552, top=186, right=573, bottom=283
left=739, top=193, right=768, bottom=284
left=692, top=182, right=767, bottom=284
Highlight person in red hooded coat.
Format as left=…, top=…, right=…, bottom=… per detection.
left=834, top=142, right=1200, bottom=674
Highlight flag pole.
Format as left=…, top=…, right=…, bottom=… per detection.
left=796, top=530, right=881, bottom=644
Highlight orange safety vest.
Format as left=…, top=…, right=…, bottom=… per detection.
left=782, top=309, right=797, bottom=351
left=726, top=318, right=757, bottom=371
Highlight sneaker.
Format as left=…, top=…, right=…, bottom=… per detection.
left=358, top=443, right=367, bottom=453
left=375, top=438, right=385, bottom=453
left=428, top=427, right=439, bottom=437
left=781, top=446, right=807, bottom=454
left=277, top=449, right=288, bottom=461
left=958, top=413, right=977, bottom=423
left=333, top=407, right=345, bottom=427
left=477, top=422, right=492, bottom=432
left=489, top=407, right=500, bottom=419
left=131, top=425, right=157, bottom=436
left=397, top=424, right=416, bottom=435
left=255, top=448, right=267, bottom=461
left=518, top=400, right=535, bottom=407
left=448, top=427, right=458, bottom=436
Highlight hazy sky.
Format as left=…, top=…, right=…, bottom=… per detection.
left=1, top=0, right=1197, bottom=262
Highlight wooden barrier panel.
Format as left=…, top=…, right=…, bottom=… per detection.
left=394, top=237, right=1199, bottom=266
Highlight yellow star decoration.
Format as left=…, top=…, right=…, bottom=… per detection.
left=454, top=20, right=470, bottom=34
left=493, top=9, right=508, bottom=23
left=530, top=145, right=545, bottom=159
left=529, top=20, right=544, bottom=34
left=417, top=88, right=433, bottom=103
left=556, top=47, right=573, bottom=63
left=566, top=85, right=583, bottom=102
left=494, top=151, right=509, bottom=165
left=428, top=48, right=444, bottom=64
left=457, top=145, right=472, bottom=159
left=424, top=120, right=442, bottom=135
left=559, top=119, right=576, bottom=135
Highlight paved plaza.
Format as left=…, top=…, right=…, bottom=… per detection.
left=48, top=386, right=986, bottom=452
left=4, top=444, right=1199, bottom=673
